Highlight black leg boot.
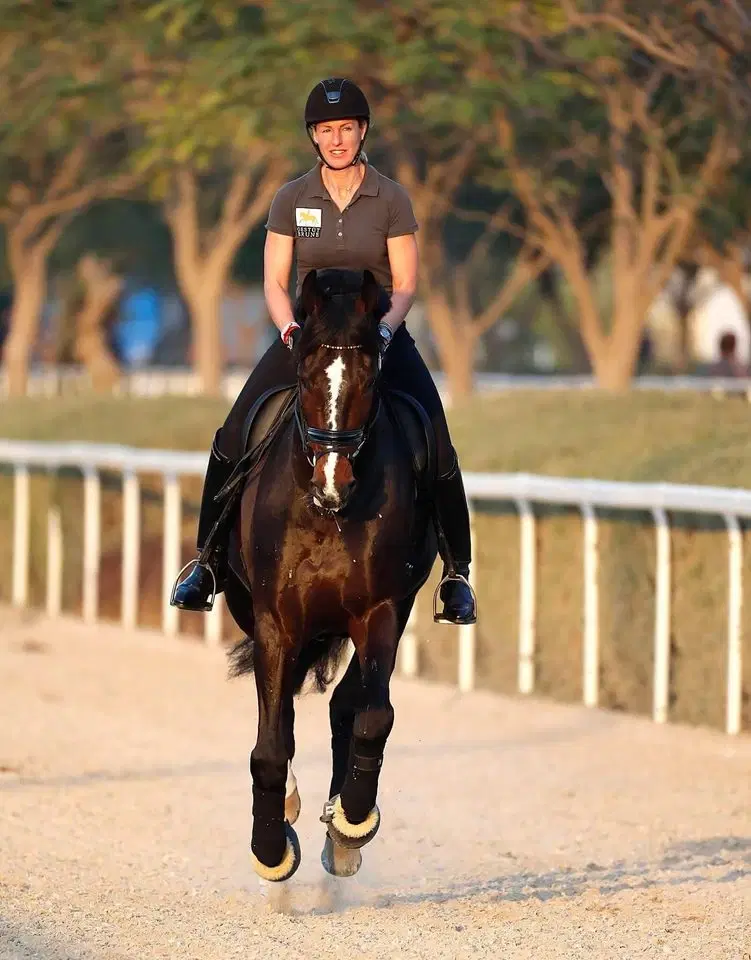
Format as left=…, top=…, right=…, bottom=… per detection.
left=433, top=448, right=477, bottom=625
left=170, top=430, right=236, bottom=612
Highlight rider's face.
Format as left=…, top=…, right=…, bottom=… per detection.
left=313, top=119, right=365, bottom=169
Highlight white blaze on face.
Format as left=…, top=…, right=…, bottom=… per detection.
left=323, top=355, right=346, bottom=502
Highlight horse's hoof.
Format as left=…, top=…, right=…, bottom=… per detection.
left=321, top=795, right=380, bottom=850
left=251, top=822, right=301, bottom=882
left=285, top=787, right=301, bottom=826
left=321, top=834, right=362, bottom=877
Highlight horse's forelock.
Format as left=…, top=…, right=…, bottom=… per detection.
left=296, top=276, right=381, bottom=358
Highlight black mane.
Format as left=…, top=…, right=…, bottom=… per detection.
left=294, top=268, right=389, bottom=356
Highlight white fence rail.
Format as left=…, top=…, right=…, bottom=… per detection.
left=0, top=440, right=746, bottom=735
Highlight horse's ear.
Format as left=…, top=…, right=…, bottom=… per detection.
left=301, top=269, right=322, bottom=318
left=360, top=269, right=379, bottom=315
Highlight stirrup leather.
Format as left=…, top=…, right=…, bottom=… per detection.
left=170, top=558, right=218, bottom=610
left=432, top=571, right=478, bottom=624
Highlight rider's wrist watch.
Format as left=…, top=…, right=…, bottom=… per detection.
left=378, top=322, right=393, bottom=352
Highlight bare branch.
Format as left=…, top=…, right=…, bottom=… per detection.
left=558, top=0, right=699, bottom=71
left=647, top=126, right=733, bottom=298
left=235, top=161, right=290, bottom=236
left=472, top=246, right=551, bottom=339
left=45, top=141, right=89, bottom=200
left=13, top=168, right=139, bottom=242
left=221, top=169, right=253, bottom=226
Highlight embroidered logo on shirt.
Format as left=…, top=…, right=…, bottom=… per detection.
left=295, top=207, right=322, bottom=238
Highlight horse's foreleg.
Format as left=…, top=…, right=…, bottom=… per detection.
left=322, top=603, right=397, bottom=853
left=327, top=650, right=362, bottom=801
left=249, top=626, right=300, bottom=882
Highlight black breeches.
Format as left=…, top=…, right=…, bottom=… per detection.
left=379, top=326, right=454, bottom=474
left=217, top=326, right=454, bottom=474
left=217, top=338, right=296, bottom=460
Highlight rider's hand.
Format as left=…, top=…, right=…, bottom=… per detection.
left=281, top=320, right=302, bottom=351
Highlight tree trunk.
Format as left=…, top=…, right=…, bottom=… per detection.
left=2, top=240, right=49, bottom=397
left=591, top=298, right=645, bottom=390
left=187, top=281, right=224, bottom=397
left=74, top=254, right=122, bottom=391
left=543, top=274, right=591, bottom=373
left=424, top=289, right=475, bottom=402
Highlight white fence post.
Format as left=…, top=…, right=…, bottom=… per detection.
left=457, top=501, right=477, bottom=693
left=399, top=603, right=419, bottom=678
left=582, top=504, right=599, bottom=708
left=162, top=474, right=182, bottom=637
left=205, top=592, right=224, bottom=647
left=121, top=470, right=141, bottom=630
left=12, top=465, right=30, bottom=608
left=83, top=469, right=101, bottom=623
left=46, top=475, right=63, bottom=618
left=0, top=440, right=748, bottom=734
left=517, top=499, right=536, bottom=694
left=724, top=514, right=743, bottom=736
left=652, top=508, right=671, bottom=724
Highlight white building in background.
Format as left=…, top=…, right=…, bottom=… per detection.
left=647, top=266, right=751, bottom=367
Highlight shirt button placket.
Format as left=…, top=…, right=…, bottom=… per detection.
left=337, top=214, right=343, bottom=246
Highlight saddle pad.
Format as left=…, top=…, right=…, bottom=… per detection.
left=242, top=385, right=296, bottom=456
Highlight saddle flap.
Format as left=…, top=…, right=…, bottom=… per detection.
left=385, top=388, right=435, bottom=484
left=242, top=385, right=296, bottom=455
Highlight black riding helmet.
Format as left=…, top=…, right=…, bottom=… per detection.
left=304, top=78, right=370, bottom=168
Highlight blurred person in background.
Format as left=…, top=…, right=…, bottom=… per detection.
left=710, top=331, right=748, bottom=378
left=172, top=78, right=476, bottom=626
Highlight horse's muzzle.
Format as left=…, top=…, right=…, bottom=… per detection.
left=311, top=453, right=356, bottom=512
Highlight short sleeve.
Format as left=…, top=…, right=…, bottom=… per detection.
left=265, top=183, right=296, bottom=236
left=387, top=184, right=419, bottom=238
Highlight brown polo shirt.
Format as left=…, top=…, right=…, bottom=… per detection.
left=265, top=162, right=418, bottom=296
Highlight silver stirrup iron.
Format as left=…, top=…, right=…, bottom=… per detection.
left=432, top=572, right=477, bottom=623
left=170, top=559, right=217, bottom=610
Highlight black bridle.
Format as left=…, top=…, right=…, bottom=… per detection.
left=294, top=342, right=382, bottom=468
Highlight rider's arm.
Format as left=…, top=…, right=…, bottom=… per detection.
left=381, top=233, right=418, bottom=334
left=263, top=230, right=296, bottom=334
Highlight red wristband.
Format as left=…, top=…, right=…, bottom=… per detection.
left=281, top=321, right=301, bottom=348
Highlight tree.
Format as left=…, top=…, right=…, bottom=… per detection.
left=128, top=3, right=308, bottom=394
left=314, top=0, right=551, bottom=398
left=0, top=4, right=139, bottom=395
left=556, top=0, right=751, bottom=112
left=487, top=4, right=737, bottom=388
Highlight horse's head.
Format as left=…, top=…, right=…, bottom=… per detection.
left=294, top=268, right=386, bottom=512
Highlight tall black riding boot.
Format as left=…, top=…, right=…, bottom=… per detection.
left=171, top=430, right=236, bottom=612
left=433, top=448, right=477, bottom=625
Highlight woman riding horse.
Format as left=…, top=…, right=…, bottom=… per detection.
left=171, top=77, right=477, bottom=627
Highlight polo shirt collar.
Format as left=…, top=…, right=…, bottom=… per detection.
left=303, top=162, right=380, bottom=199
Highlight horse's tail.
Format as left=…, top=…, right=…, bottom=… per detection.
left=228, top=632, right=350, bottom=695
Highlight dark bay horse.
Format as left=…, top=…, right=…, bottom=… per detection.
left=223, top=268, right=438, bottom=881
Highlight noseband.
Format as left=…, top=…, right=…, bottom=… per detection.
left=294, top=341, right=381, bottom=468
